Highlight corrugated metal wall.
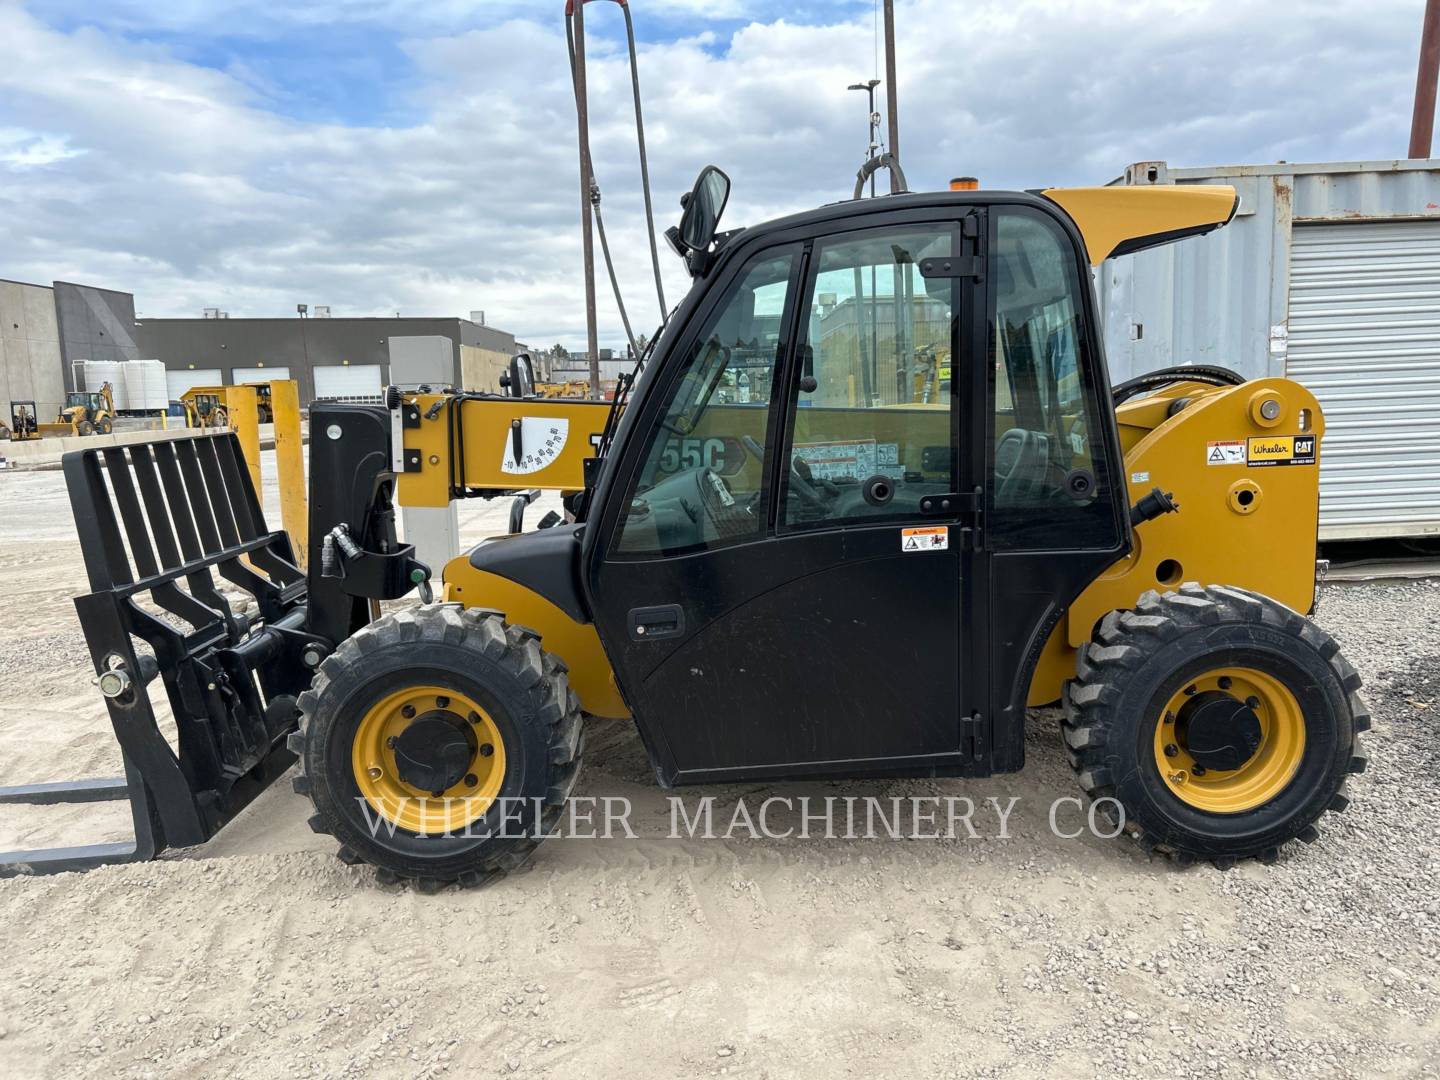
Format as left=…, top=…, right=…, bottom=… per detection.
left=1288, top=221, right=1440, bottom=539
left=1098, top=160, right=1440, bottom=540
left=1100, top=174, right=1285, bottom=383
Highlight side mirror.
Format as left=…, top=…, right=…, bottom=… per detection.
left=678, top=166, right=731, bottom=253
left=506, top=353, right=536, bottom=398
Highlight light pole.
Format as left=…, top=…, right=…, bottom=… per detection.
left=847, top=79, right=882, bottom=405
left=296, top=303, right=311, bottom=390
left=847, top=78, right=883, bottom=192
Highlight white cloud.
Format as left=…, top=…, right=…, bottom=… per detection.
left=0, top=128, right=86, bottom=167
left=0, top=0, right=1426, bottom=349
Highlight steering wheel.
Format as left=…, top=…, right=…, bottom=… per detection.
left=740, top=435, right=827, bottom=509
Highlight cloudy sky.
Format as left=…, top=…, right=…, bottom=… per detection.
left=0, top=0, right=1428, bottom=348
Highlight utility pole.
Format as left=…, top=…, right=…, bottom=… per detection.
left=572, top=0, right=601, bottom=397
left=883, top=0, right=901, bottom=192
left=1412, top=0, right=1440, bottom=158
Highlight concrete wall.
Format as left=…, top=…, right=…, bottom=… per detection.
left=0, top=279, right=65, bottom=423
left=136, top=317, right=516, bottom=404
left=460, top=344, right=510, bottom=394
left=53, top=282, right=142, bottom=387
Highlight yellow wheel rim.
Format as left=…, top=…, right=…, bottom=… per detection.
left=352, top=685, right=506, bottom=834
left=1152, top=667, right=1306, bottom=814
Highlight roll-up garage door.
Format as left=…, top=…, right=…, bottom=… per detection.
left=1287, top=220, right=1440, bottom=541
left=232, top=366, right=290, bottom=384
left=166, top=369, right=223, bottom=399
left=313, top=364, right=384, bottom=402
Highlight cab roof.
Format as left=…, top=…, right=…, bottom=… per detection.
left=718, top=184, right=1239, bottom=266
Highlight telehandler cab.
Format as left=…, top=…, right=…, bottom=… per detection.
left=2, top=167, right=1366, bottom=888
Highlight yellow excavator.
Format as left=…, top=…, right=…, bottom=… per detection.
left=5, top=167, right=1365, bottom=892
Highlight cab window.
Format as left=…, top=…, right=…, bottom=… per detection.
left=988, top=207, right=1119, bottom=550
left=779, top=224, right=956, bottom=529
left=611, top=247, right=796, bottom=556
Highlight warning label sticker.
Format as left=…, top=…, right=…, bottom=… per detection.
left=1206, top=440, right=1246, bottom=466
left=794, top=439, right=902, bottom=482
left=901, top=525, right=949, bottom=552
left=1247, top=435, right=1316, bottom=467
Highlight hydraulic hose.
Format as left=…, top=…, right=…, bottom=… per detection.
left=591, top=181, right=639, bottom=358
left=566, top=1, right=668, bottom=328
left=1111, top=365, right=1246, bottom=406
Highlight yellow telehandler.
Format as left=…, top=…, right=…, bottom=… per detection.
left=1, top=166, right=1365, bottom=891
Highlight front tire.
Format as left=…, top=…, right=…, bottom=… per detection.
left=292, top=605, right=583, bottom=890
left=1062, top=584, right=1368, bottom=867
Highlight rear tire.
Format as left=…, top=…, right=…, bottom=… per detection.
left=292, top=604, right=583, bottom=890
left=98, top=417, right=113, bottom=435
left=1062, top=583, right=1368, bottom=867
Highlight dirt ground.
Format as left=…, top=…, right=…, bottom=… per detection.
left=0, top=459, right=1436, bottom=1080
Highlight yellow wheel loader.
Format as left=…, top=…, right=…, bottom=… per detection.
left=179, top=389, right=229, bottom=429
left=178, top=383, right=275, bottom=428
left=1, top=168, right=1366, bottom=888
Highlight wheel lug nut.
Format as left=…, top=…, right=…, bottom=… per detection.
left=465, top=773, right=478, bottom=786
left=1218, top=676, right=1232, bottom=690
left=401, top=705, right=416, bottom=719
left=1246, top=696, right=1260, bottom=709
left=386, top=736, right=398, bottom=749
left=1192, top=765, right=1207, bottom=777
left=1165, top=743, right=1179, bottom=758
left=1184, top=685, right=1197, bottom=696
left=436, top=696, right=450, bottom=709
left=479, top=744, right=494, bottom=758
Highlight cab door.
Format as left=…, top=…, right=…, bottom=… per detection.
left=587, top=212, right=989, bottom=785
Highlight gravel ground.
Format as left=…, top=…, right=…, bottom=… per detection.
left=0, top=461, right=1436, bottom=1079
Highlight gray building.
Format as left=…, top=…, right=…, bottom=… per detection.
left=53, top=282, right=143, bottom=380
left=136, top=315, right=516, bottom=403
left=1, top=278, right=66, bottom=422
left=1098, top=158, right=1440, bottom=543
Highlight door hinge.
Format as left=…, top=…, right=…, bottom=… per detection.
left=919, top=255, right=982, bottom=280
left=919, top=490, right=980, bottom=516
left=920, top=488, right=984, bottom=550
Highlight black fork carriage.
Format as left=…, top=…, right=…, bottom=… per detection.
left=0, top=408, right=426, bottom=876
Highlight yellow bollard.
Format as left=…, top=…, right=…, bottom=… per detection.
left=226, top=385, right=262, bottom=501
left=270, top=380, right=308, bottom=568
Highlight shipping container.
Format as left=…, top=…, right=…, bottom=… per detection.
left=1099, top=159, right=1440, bottom=542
